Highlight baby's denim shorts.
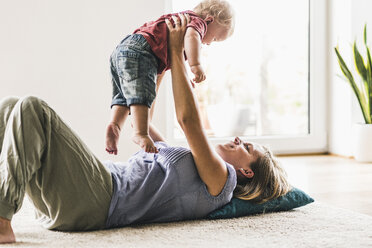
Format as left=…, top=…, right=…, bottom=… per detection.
left=110, top=34, right=158, bottom=108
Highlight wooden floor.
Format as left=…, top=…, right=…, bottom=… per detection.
left=278, top=155, right=372, bottom=216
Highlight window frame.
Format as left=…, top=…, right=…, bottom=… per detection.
left=163, top=0, right=327, bottom=154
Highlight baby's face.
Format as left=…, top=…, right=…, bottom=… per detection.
left=202, top=21, right=231, bottom=45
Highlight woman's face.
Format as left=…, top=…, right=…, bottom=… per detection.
left=216, top=137, right=264, bottom=179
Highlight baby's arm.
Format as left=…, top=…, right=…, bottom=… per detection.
left=184, top=28, right=206, bottom=83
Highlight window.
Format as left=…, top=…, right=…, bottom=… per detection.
left=166, top=0, right=327, bottom=154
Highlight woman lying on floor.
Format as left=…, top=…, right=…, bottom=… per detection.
left=0, top=14, right=291, bottom=244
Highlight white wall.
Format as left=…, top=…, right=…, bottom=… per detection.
left=0, top=0, right=168, bottom=161
left=3, top=0, right=372, bottom=159
left=329, top=0, right=372, bottom=156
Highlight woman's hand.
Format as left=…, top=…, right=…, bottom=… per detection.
left=165, top=13, right=190, bottom=54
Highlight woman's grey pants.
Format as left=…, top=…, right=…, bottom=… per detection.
left=0, top=96, right=113, bottom=231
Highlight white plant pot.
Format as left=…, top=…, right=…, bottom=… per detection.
left=353, top=123, right=372, bottom=162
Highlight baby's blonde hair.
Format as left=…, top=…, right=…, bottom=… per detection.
left=193, top=0, right=235, bottom=36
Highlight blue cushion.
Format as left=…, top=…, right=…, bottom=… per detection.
left=208, top=187, right=314, bottom=219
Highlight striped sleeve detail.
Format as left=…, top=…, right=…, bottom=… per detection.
left=157, top=147, right=191, bottom=165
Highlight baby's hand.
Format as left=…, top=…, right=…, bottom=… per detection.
left=190, top=64, right=206, bottom=83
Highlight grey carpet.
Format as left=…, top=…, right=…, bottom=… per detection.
left=4, top=197, right=372, bottom=248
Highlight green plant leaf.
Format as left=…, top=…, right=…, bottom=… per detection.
left=364, top=24, right=367, bottom=45
left=353, top=42, right=370, bottom=117
left=366, top=43, right=372, bottom=121
left=359, top=92, right=370, bottom=122
left=335, top=47, right=355, bottom=82
left=367, top=64, right=372, bottom=121
left=364, top=24, right=372, bottom=122
left=366, top=46, right=372, bottom=89
left=353, top=42, right=368, bottom=82
left=334, top=47, right=371, bottom=123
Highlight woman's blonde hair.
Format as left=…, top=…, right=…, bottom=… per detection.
left=234, top=146, right=292, bottom=203
left=193, top=0, right=235, bottom=36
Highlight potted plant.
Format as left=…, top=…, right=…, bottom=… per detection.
left=334, top=24, right=372, bottom=162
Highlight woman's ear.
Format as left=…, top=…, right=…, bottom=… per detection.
left=240, top=168, right=254, bottom=178
left=205, top=15, right=214, bottom=25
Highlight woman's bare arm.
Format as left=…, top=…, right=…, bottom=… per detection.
left=166, top=15, right=228, bottom=196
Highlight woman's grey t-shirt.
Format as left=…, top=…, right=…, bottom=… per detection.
left=104, top=142, right=237, bottom=228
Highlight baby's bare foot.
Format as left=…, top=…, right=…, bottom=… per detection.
left=0, top=217, right=15, bottom=244
left=105, top=122, right=121, bottom=155
left=132, top=134, right=158, bottom=153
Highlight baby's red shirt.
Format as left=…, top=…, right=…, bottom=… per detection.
left=134, top=10, right=207, bottom=74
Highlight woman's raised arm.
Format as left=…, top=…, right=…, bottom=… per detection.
left=165, top=14, right=228, bottom=196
